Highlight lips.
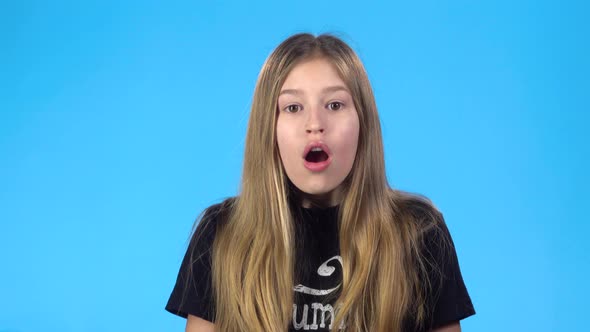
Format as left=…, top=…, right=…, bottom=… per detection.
left=303, top=142, right=332, bottom=172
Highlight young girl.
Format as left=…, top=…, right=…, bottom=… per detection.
left=166, top=33, right=475, bottom=332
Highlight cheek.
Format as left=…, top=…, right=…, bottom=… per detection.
left=348, top=121, right=360, bottom=148
left=339, top=115, right=360, bottom=157
left=276, top=116, right=296, bottom=164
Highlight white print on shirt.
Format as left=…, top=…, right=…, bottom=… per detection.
left=292, top=303, right=345, bottom=330
left=292, top=256, right=345, bottom=330
left=293, top=256, right=342, bottom=296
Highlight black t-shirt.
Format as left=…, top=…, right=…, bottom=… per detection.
left=165, top=200, right=475, bottom=331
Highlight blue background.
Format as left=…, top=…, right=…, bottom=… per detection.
left=1, top=0, right=587, bottom=331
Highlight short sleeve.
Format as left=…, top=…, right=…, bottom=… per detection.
left=165, top=203, right=224, bottom=322
left=422, top=212, right=476, bottom=329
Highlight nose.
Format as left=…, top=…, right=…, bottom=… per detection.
left=305, top=105, right=325, bottom=134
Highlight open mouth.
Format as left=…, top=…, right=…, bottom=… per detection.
left=305, top=148, right=329, bottom=163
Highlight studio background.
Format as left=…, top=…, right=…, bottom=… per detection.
left=1, top=1, right=587, bottom=331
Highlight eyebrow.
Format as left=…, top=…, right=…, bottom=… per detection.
left=279, top=85, right=350, bottom=96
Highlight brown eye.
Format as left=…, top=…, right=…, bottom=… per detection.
left=328, top=102, right=343, bottom=111
left=285, top=104, right=301, bottom=113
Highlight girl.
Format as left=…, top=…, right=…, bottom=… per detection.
left=166, top=33, right=475, bottom=332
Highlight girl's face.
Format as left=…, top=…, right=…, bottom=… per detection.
left=276, top=57, right=360, bottom=206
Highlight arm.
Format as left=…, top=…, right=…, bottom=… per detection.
left=432, top=321, right=461, bottom=332
left=186, top=314, right=215, bottom=332
left=419, top=208, right=475, bottom=330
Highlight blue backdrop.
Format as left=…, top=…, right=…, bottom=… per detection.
left=1, top=1, right=587, bottom=331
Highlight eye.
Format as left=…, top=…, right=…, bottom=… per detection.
left=284, top=104, right=302, bottom=113
left=327, top=101, right=343, bottom=111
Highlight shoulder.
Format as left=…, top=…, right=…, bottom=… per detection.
left=390, top=189, right=454, bottom=270
left=199, top=197, right=237, bottom=226
left=391, top=189, right=445, bottom=234
left=189, top=197, right=237, bottom=249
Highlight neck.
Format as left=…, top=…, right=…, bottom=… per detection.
left=297, top=187, right=343, bottom=209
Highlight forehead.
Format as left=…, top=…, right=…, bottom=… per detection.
left=280, top=57, right=347, bottom=91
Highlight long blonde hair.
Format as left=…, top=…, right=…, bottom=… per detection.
left=205, top=33, right=446, bottom=331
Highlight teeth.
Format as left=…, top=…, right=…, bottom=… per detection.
left=311, top=147, right=323, bottom=152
